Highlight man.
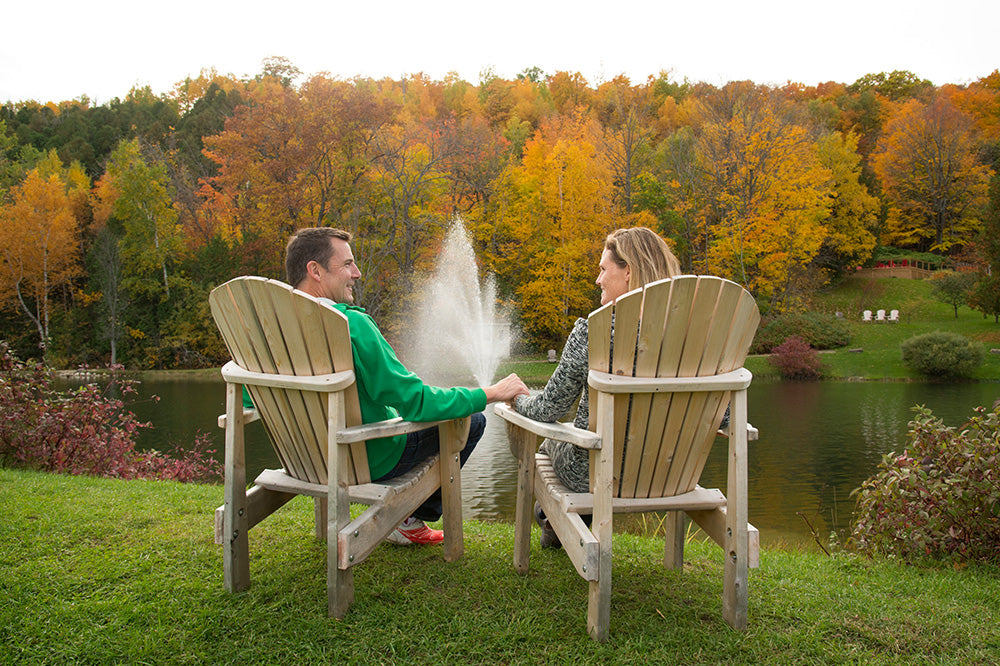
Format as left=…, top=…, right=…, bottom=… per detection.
left=285, top=227, right=528, bottom=545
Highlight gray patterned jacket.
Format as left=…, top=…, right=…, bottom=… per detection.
left=513, top=317, right=591, bottom=493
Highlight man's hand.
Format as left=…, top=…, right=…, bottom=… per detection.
left=483, top=373, right=529, bottom=404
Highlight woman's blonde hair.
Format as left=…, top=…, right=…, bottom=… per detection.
left=605, top=227, right=682, bottom=291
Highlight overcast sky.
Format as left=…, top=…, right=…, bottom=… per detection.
left=2, top=0, right=997, bottom=104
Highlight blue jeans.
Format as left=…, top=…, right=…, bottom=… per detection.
left=375, top=412, right=486, bottom=522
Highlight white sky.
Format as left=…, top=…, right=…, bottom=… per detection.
left=2, top=0, right=997, bottom=104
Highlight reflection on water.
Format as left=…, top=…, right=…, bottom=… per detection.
left=65, top=375, right=1000, bottom=549
left=460, top=409, right=519, bottom=521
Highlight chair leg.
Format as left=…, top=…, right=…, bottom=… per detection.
left=314, top=497, right=327, bottom=540
left=222, top=489, right=250, bottom=592
left=328, top=460, right=354, bottom=618
left=587, top=400, right=614, bottom=642
left=223, top=383, right=250, bottom=592
left=511, top=426, right=535, bottom=573
left=663, top=512, right=685, bottom=571
left=723, top=389, right=749, bottom=630
left=439, top=417, right=469, bottom=563
left=327, top=394, right=354, bottom=618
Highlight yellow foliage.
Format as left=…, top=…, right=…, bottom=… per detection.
left=873, top=97, right=993, bottom=252
left=0, top=169, right=81, bottom=334
left=491, top=112, right=625, bottom=346
left=687, top=85, right=832, bottom=306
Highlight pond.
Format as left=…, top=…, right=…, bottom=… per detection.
left=73, top=374, right=1000, bottom=549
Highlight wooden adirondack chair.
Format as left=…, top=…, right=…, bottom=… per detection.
left=209, top=276, right=470, bottom=618
left=495, top=275, right=761, bottom=641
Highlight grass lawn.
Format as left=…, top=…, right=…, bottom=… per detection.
left=809, top=276, right=1000, bottom=381
left=2, top=468, right=999, bottom=665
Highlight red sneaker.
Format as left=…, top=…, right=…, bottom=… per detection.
left=385, top=518, right=444, bottom=545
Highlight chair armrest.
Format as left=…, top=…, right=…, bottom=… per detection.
left=218, top=408, right=261, bottom=429
left=494, top=403, right=602, bottom=449
left=589, top=367, right=752, bottom=394
left=216, top=407, right=463, bottom=445
left=335, top=416, right=458, bottom=444
left=717, top=422, right=759, bottom=441
left=221, top=360, right=355, bottom=393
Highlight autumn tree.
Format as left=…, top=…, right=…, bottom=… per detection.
left=439, top=115, right=509, bottom=228
left=547, top=71, right=594, bottom=116
left=0, top=164, right=83, bottom=354
left=940, top=72, right=1000, bottom=142
left=684, top=82, right=833, bottom=309
left=368, top=117, right=452, bottom=312
left=490, top=111, right=621, bottom=348
left=477, top=70, right=515, bottom=127
left=201, top=75, right=396, bottom=277
left=635, top=126, right=700, bottom=268
left=595, top=76, right=656, bottom=213
left=509, top=76, right=555, bottom=130
left=969, top=175, right=1000, bottom=321
left=102, top=138, right=183, bottom=301
left=812, top=131, right=879, bottom=274
left=199, top=76, right=312, bottom=272
left=170, top=67, right=246, bottom=115
left=873, top=97, right=993, bottom=251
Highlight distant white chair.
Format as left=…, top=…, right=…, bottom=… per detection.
left=888, top=309, right=899, bottom=323
left=862, top=310, right=873, bottom=322
left=875, top=309, right=886, bottom=323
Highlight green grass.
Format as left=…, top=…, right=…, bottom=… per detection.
left=3, top=468, right=1000, bottom=664
left=497, top=355, right=559, bottom=386
left=803, top=276, right=1000, bottom=381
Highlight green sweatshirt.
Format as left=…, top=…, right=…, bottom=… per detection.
left=241, top=300, right=487, bottom=479
left=331, top=301, right=486, bottom=479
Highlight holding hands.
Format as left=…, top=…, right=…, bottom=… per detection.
left=483, top=373, right=529, bottom=404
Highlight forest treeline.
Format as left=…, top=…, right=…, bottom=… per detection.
left=1, top=58, right=999, bottom=369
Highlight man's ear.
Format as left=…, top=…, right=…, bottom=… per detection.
left=305, top=260, right=323, bottom=281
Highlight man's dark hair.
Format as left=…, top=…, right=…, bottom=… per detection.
left=285, top=227, right=352, bottom=287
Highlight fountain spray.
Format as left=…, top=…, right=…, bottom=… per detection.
left=403, top=219, right=512, bottom=388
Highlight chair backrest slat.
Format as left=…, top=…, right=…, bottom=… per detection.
left=589, top=276, right=759, bottom=500
left=210, top=277, right=370, bottom=486
left=617, top=284, right=670, bottom=497
left=607, top=290, right=642, bottom=491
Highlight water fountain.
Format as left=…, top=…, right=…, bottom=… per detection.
left=401, top=219, right=513, bottom=388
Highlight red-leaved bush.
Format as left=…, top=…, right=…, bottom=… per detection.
left=767, top=335, right=826, bottom=380
left=0, top=342, right=221, bottom=483
left=850, top=405, right=1000, bottom=564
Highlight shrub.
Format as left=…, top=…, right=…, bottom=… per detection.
left=767, top=335, right=826, bottom=380
left=751, top=311, right=851, bottom=354
left=0, top=342, right=221, bottom=483
left=900, top=331, right=984, bottom=378
left=850, top=405, right=1000, bottom=564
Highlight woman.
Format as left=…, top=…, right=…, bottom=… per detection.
left=512, top=227, right=682, bottom=547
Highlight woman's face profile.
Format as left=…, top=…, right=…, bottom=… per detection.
left=596, top=248, right=630, bottom=305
